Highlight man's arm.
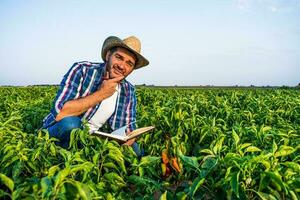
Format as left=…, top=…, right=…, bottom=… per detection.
left=56, top=75, right=124, bottom=121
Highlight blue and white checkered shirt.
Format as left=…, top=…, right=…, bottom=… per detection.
left=42, top=61, right=137, bottom=132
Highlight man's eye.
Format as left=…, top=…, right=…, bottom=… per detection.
left=126, top=62, right=134, bottom=68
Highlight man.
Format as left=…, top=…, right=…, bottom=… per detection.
left=42, top=35, right=149, bottom=157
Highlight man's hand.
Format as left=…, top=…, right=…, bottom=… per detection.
left=55, top=72, right=124, bottom=121
left=123, top=138, right=136, bottom=146
left=98, top=72, right=124, bottom=100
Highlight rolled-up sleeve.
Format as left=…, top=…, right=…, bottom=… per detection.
left=53, top=63, right=83, bottom=117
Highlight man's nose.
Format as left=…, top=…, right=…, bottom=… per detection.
left=117, top=62, right=126, bottom=70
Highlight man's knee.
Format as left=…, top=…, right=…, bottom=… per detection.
left=47, top=116, right=82, bottom=149
left=58, top=116, right=82, bottom=133
left=132, top=142, right=144, bottom=159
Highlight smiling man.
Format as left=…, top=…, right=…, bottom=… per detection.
left=42, top=36, right=149, bottom=157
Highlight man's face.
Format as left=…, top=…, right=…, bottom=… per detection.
left=106, top=47, right=136, bottom=79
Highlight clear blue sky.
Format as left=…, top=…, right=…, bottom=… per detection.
left=1, top=0, right=299, bottom=86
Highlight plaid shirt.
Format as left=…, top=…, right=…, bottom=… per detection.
left=42, top=61, right=137, bottom=132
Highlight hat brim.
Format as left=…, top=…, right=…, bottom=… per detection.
left=101, top=36, right=149, bottom=69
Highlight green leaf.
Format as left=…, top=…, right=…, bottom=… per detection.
left=4, top=155, right=19, bottom=168
left=104, top=172, right=126, bottom=187
left=232, top=129, right=240, bottom=146
left=138, top=167, right=144, bottom=177
left=59, top=148, right=72, bottom=161
left=12, top=161, right=22, bottom=181
left=176, top=192, right=188, bottom=200
left=262, top=126, right=272, bottom=132
left=73, top=181, right=89, bottom=200
left=265, top=171, right=287, bottom=194
left=230, top=171, right=240, bottom=198
left=128, top=175, right=159, bottom=187
left=54, top=167, right=70, bottom=188
left=224, top=153, right=240, bottom=163
left=79, top=131, right=87, bottom=145
left=139, top=156, right=161, bottom=167
left=282, top=162, right=300, bottom=173
left=106, top=192, right=114, bottom=200
left=200, top=149, right=214, bottom=155
left=68, top=130, right=76, bottom=149
left=200, top=156, right=218, bottom=178
left=1, top=148, right=14, bottom=163
left=244, top=146, right=261, bottom=153
left=33, top=148, right=41, bottom=160
left=189, top=177, right=205, bottom=197
left=225, top=166, right=232, bottom=179
left=289, top=190, right=299, bottom=200
left=160, top=191, right=168, bottom=200
left=259, top=173, right=270, bottom=191
left=163, top=115, right=171, bottom=128
left=272, top=140, right=278, bottom=154
left=41, top=176, right=52, bottom=199
left=107, top=151, right=126, bottom=174
left=0, top=173, right=14, bottom=191
left=178, top=153, right=200, bottom=173
left=258, top=160, right=271, bottom=170
left=213, top=135, right=225, bottom=155
left=70, top=162, right=94, bottom=174
left=103, top=162, right=119, bottom=171
left=239, top=143, right=252, bottom=150
left=50, top=144, right=56, bottom=156
left=48, top=165, right=60, bottom=177
left=275, top=146, right=295, bottom=158
left=289, top=178, right=300, bottom=190
left=252, top=153, right=273, bottom=163
left=255, top=191, right=277, bottom=200
left=92, top=153, right=100, bottom=165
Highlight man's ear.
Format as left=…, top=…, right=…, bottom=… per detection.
left=105, top=51, right=111, bottom=61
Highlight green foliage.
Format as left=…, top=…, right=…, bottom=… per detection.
left=0, top=86, right=299, bottom=199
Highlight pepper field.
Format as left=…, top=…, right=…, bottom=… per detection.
left=0, top=86, right=299, bottom=199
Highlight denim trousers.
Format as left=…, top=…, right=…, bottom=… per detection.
left=47, top=116, right=143, bottom=158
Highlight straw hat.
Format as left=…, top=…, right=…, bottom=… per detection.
left=101, top=36, right=149, bottom=69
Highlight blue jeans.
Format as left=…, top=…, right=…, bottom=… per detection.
left=47, top=116, right=82, bottom=149
left=47, top=116, right=144, bottom=157
left=131, top=142, right=144, bottom=159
